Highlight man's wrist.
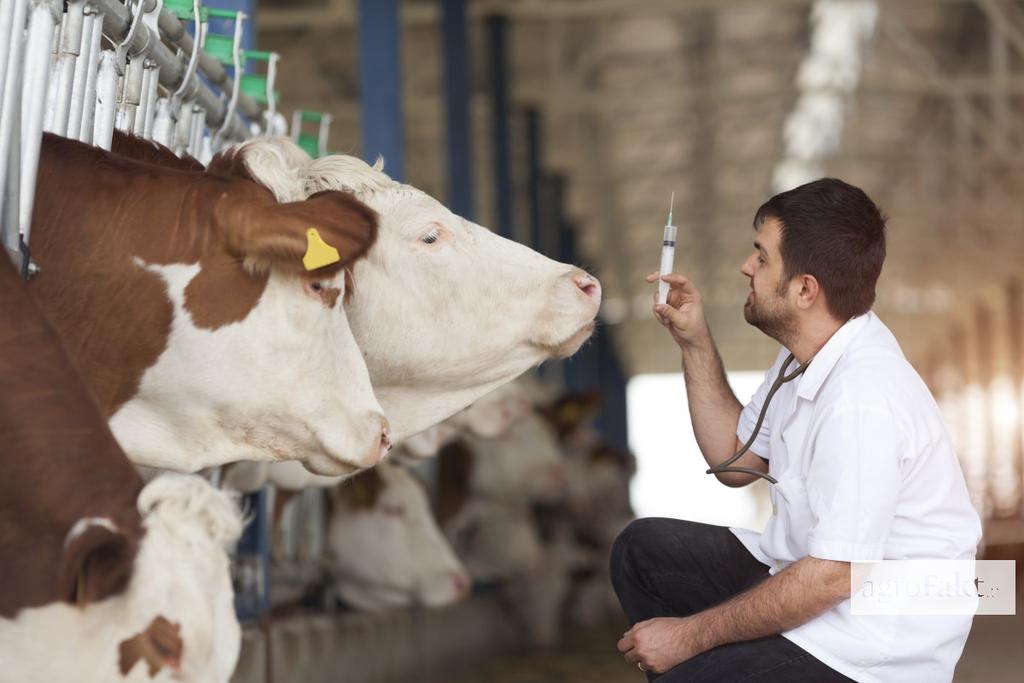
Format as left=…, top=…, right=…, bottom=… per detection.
left=679, top=324, right=714, bottom=360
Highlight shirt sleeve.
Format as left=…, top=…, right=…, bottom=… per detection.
left=735, top=348, right=789, bottom=459
left=804, top=404, right=904, bottom=562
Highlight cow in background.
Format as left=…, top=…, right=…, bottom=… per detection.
left=237, top=139, right=603, bottom=442
left=28, top=133, right=387, bottom=475
left=0, top=254, right=243, bottom=681
left=324, top=462, right=470, bottom=612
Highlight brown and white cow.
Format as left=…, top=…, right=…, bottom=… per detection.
left=238, top=139, right=603, bottom=442
left=28, top=133, right=387, bottom=475
left=0, top=254, right=243, bottom=681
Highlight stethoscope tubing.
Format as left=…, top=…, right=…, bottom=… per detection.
left=705, top=353, right=810, bottom=485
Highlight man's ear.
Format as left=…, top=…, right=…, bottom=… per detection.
left=217, top=190, right=378, bottom=276
left=58, top=521, right=139, bottom=606
left=795, top=273, right=820, bottom=310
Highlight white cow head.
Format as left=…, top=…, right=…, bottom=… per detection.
left=239, top=140, right=602, bottom=441
left=325, top=463, right=469, bottom=611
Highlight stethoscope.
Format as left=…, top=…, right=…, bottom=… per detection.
left=705, top=353, right=811, bottom=485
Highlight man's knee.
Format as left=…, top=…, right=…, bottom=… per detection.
left=609, top=518, right=676, bottom=584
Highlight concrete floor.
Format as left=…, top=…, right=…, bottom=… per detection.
left=428, top=601, right=1024, bottom=683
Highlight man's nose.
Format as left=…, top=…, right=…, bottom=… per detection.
left=740, top=254, right=755, bottom=277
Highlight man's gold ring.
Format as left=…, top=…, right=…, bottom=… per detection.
left=638, top=662, right=648, bottom=672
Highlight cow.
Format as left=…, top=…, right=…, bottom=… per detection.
left=28, top=133, right=388, bottom=475
left=237, top=139, right=603, bottom=442
left=324, top=462, right=470, bottom=612
left=0, top=254, right=243, bottom=681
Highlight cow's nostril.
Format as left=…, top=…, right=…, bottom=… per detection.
left=377, top=416, right=393, bottom=460
left=573, top=273, right=601, bottom=301
left=453, top=573, right=470, bottom=597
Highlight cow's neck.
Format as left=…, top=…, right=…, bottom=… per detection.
left=28, top=135, right=252, bottom=416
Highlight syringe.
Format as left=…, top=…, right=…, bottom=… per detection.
left=657, top=192, right=677, bottom=305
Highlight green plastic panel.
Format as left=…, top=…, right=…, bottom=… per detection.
left=297, top=133, right=320, bottom=158
left=203, top=33, right=236, bottom=65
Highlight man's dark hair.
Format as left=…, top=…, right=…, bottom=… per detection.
left=754, top=178, right=887, bottom=321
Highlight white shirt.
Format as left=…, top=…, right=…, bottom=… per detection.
left=730, top=312, right=982, bottom=683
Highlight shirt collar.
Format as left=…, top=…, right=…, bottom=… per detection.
left=793, top=312, right=874, bottom=401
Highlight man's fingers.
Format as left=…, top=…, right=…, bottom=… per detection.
left=617, top=635, right=633, bottom=653
left=660, top=272, right=694, bottom=290
left=623, top=648, right=641, bottom=665
left=654, top=304, right=686, bottom=328
left=644, top=271, right=661, bottom=283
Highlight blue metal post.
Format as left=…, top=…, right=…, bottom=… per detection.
left=486, top=14, right=512, bottom=238
left=442, top=0, right=474, bottom=219
left=525, top=108, right=543, bottom=252
left=358, top=0, right=404, bottom=180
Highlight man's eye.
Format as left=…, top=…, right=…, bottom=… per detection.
left=757, top=256, right=766, bottom=264
left=422, top=228, right=440, bottom=245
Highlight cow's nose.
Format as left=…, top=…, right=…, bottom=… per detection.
left=572, top=271, right=601, bottom=302
left=378, top=417, right=393, bottom=461
left=452, top=572, right=471, bottom=600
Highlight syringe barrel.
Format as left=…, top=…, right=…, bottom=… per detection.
left=662, top=223, right=677, bottom=245
left=657, top=223, right=677, bottom=305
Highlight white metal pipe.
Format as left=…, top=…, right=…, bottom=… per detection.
left=140, top=61, right=159, bottom=139
left=213, top=12, right=246, bottom=143
left=133, top=58, right=152, bottom=136
left=77, top=10, right=102, bottom=143
left=0, top=0, right=28, bottom=238
left=318, top=114, right=332, bottom=157
left=93, top=49, right=119, bottom=150
left=116, top=54, right=144, bottom=133
left=188, top=105, right=204, bottom=158
left=20, top=0, right=61, bottom=244
left=51, top=0, right=85, bottom=136
left=173, top=101, right=191, bottom=154
left=43, top=25, right=59, bottom=133
left=151, top=96, right=173, bottom=147
left=0, top=0, right=19, bottom=111
left=66, top=8, right=95, bottom=139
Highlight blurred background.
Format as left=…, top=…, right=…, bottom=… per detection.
left=203, top=0, right=1024, bottom=680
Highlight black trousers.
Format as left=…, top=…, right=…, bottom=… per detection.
left=609, top=518, right=857, bottom=683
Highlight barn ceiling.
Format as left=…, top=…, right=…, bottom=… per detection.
left=258, top=0, right=1024, bottom=376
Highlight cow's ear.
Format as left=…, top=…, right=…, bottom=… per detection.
left=58, top=521, right=139, bottom=606
left=218, top=190, right=378, bottom=277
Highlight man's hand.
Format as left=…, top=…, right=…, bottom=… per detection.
left=617, top=616, right=705, bottom=674
left=646, top=271, right=709, bottom=348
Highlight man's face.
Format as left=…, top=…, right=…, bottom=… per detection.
left=740, top=218, right=797, bottom=341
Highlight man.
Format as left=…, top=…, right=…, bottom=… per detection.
left=612, top=178, right=981, bottom=682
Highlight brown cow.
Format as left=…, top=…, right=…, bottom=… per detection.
left=0, top=253, right=143, bottom=617
left=27, top=133, right=389, bottom=476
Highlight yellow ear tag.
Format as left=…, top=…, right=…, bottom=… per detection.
left=302, top=227, right=341, bottom=271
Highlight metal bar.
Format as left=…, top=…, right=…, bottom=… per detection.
left=19, top=0, right=60, bottom=249
left=138, top=60, right=159, bottom=138
left=358, top=0, right=404, bottom=179
left=151, top=96, right=172, bottom=146
left=524, top=108, right=543, bottom=252
left=0, top=0, right=28, bottom=246
left=442, top=0, right=474, bottom=219
left=51, top=0, right=85, bottom=137
left=66, top=8, right=95, bottom=139
left=93, top=49, right=119, bottom=149
left=76, top=9, right=102, bottom=143
left=0, top=1, right=17, bottom=110
left=486, top=14, right=512, bottom=237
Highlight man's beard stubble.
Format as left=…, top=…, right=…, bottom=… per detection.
left=743, top=281, right=798, bottom=348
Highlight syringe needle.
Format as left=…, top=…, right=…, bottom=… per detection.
left=668, top=192, right=675, bottom=225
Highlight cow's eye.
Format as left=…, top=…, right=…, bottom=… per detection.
left=421, top=228, right=440, bottom=245
left=311, top=282, right=323, bottom=291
